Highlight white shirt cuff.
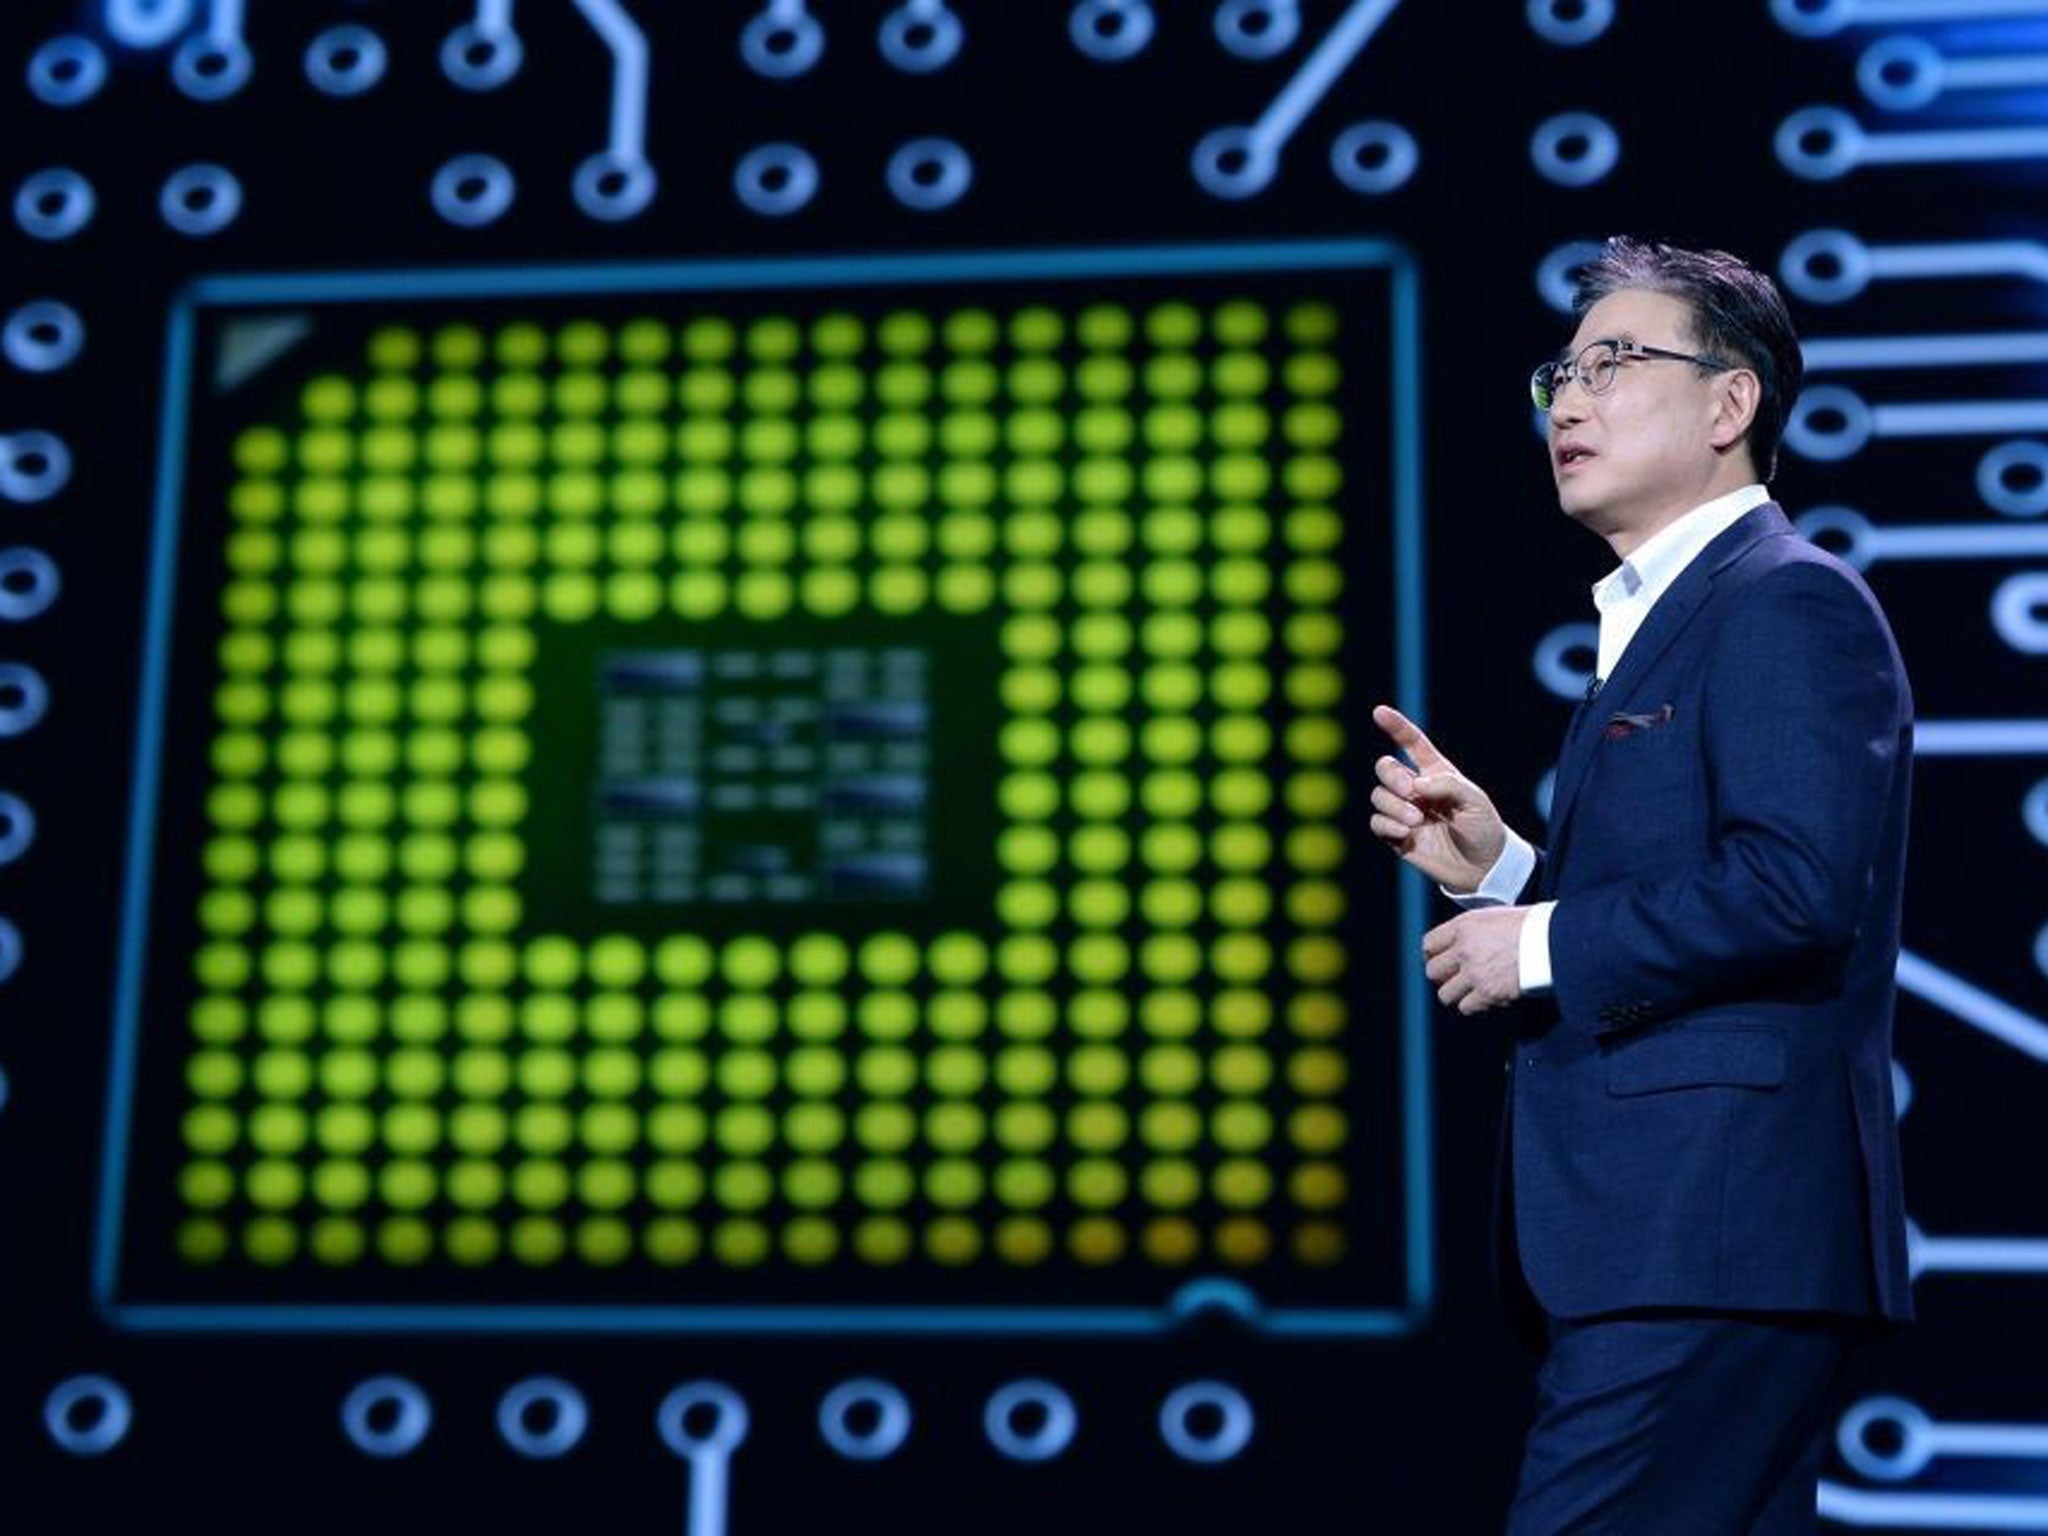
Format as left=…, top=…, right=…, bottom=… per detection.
left=1439, top=826, right=1537, bottom=907
left=1518, top=901, right=1556, bottom=994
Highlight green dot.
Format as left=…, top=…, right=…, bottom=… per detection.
left=1211, top=662, right=1271, bottom=711
left=994, top=1101, right=1056, bottom=1152
left=1141, top=1158, right=1201, bottom=1208
left=312, top=1160, right=370, bottom=1209
left=1068, top=1045, right=1129, bottom=1095
left=243, top=1216, right=298, bottom=1265
left=648, top=1104, right=707, bottom=1154
left=997, top=991, right=1056, bottom=1041
left=1213, top=1044, right=1275, bottom=1095
left=580, top=1047, right=639, bottom=1098
left=1069, top=879, right=1129, bottom=928
left=997, top=935, right=1056, bottom=984
left=449, top=1104, right=508, bottom=1153
left=855, top=1160, right=914, bottom=1208
left=653, top=936, right=713, bottom=988
left=1213, top=878, right=1273, bottom=929
left=1141, top=1101, right=1202, bottom=1151
left=510, top=1217, right=566, bottom=1266
left=716, top=1104, right=776, bottom=1156
left=994, top=1158, right=1054, bottom=1208
left=852, top=1045, right=915, bottom=1096
left=186, top=1049, right=243, bottom=1099
left=643, top=1159, right=703, bottom=1210
left=1068, top=769, right=1130, bottom=820
left=711, top=1048, right=772, bottom=1099
left=998, top=771, right=1059, bottom=821
left=925, top=1158, right=983, bottom=1208
left=1069, top=1158, right=1128, bottom=1208
left=511, top=1159, right=570, bottom=1210
left=778, top=1157, right=842, bottom=1210
left=446, top=1218, right=500, bottom=1266
left=924, top=1098, right=985, bottom=1149
left=1069, top=935, right=1129, bottom=985
left=994, top=1045, right=1056, bottom=1095
left=578, top=1160, right=636, bottom=1210
left=1066, top=719, right=1126, bottom=767
left=317, top=1101, right=377, bottom=1151
left=181, top=1104, right=239, bottom=1154
left=1141, top=716, right=1202, bottom=764
left=178, top=1160, right=234, bottom=1209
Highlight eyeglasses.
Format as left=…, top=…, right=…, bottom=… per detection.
left=1529, top=337, right=1738, bottom=411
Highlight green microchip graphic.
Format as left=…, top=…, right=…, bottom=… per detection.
left=149, top=280, right=1389, bottom=1314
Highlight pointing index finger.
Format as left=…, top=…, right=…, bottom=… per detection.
left=1372, top=703, right=1450, bottom=774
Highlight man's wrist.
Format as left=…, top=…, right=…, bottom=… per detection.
left=1443, top=828, right=1536, bottom=907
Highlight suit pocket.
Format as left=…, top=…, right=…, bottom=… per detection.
left=1603, top=1024, right=1787, bottom=1097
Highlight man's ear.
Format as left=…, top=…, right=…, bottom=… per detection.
left=1710, top=369, right=1762, bottom=456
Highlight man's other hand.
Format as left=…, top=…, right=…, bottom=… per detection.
left=1423, top=908, right=1527, bottom=1015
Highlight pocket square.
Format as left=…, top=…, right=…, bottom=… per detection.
left=1603, top=702, right=1675, bottom=740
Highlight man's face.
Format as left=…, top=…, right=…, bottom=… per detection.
left=1546, top=288, right=1729, bottom=538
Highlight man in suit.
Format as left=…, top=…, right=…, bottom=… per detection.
left=1369, top=236, right=1914, bottom=1531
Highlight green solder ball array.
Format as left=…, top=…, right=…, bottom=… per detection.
left=180, top=297, right=1357, bottom=1279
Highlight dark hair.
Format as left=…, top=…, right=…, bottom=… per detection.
left=1571, top=236, right=1803, bottom=480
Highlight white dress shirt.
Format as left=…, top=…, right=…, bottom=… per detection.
left=1444, top=483, right=1772, bottom=993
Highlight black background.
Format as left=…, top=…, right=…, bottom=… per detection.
left=4, top=2, right=2046, bottom=1531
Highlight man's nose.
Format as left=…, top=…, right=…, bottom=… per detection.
left=1548, top=384, right=1588, bottom=428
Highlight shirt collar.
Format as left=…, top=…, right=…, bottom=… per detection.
left=1591, top=483, right=1771, bottom=615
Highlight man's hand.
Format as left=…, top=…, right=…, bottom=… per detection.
left=1370, top=704, right=1510, bottom=893
left=1424, top=908, right=1528, bottom=1015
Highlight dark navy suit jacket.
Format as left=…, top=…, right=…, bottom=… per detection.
left=1496, top=501, right=1915, bottom=1334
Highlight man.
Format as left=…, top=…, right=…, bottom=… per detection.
left=1369, top=237, right=1914, bottom=1532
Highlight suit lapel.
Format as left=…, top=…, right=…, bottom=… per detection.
left=1545, top=502, right=1793, bottom=843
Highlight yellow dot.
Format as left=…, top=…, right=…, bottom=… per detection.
left=994, top=1217, right=1051, bottom=1265
left=1287, top=880, right=1346, bottom=927
left=1213, top=1045, right=1273, bottom=1094
left=1287, top=936, right=1347, bottom=985
left=1290, top=1104, right=1349, bottom=1153
left=1289, top=1046, right=1348, bottom=1095
left=1215, top=1218, right=1272, bottom=1266
left=1290, top=1163, right=1348, bottom=1210
left=1214, top=1159, right=1273, bottom=1209
left=1141, top=1160, right=1200, bottom=1208
left=1068, top=1217, right=1126, bottom=1265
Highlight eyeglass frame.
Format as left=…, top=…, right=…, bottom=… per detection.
left=1530, top=336, right=1743, bottom=412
